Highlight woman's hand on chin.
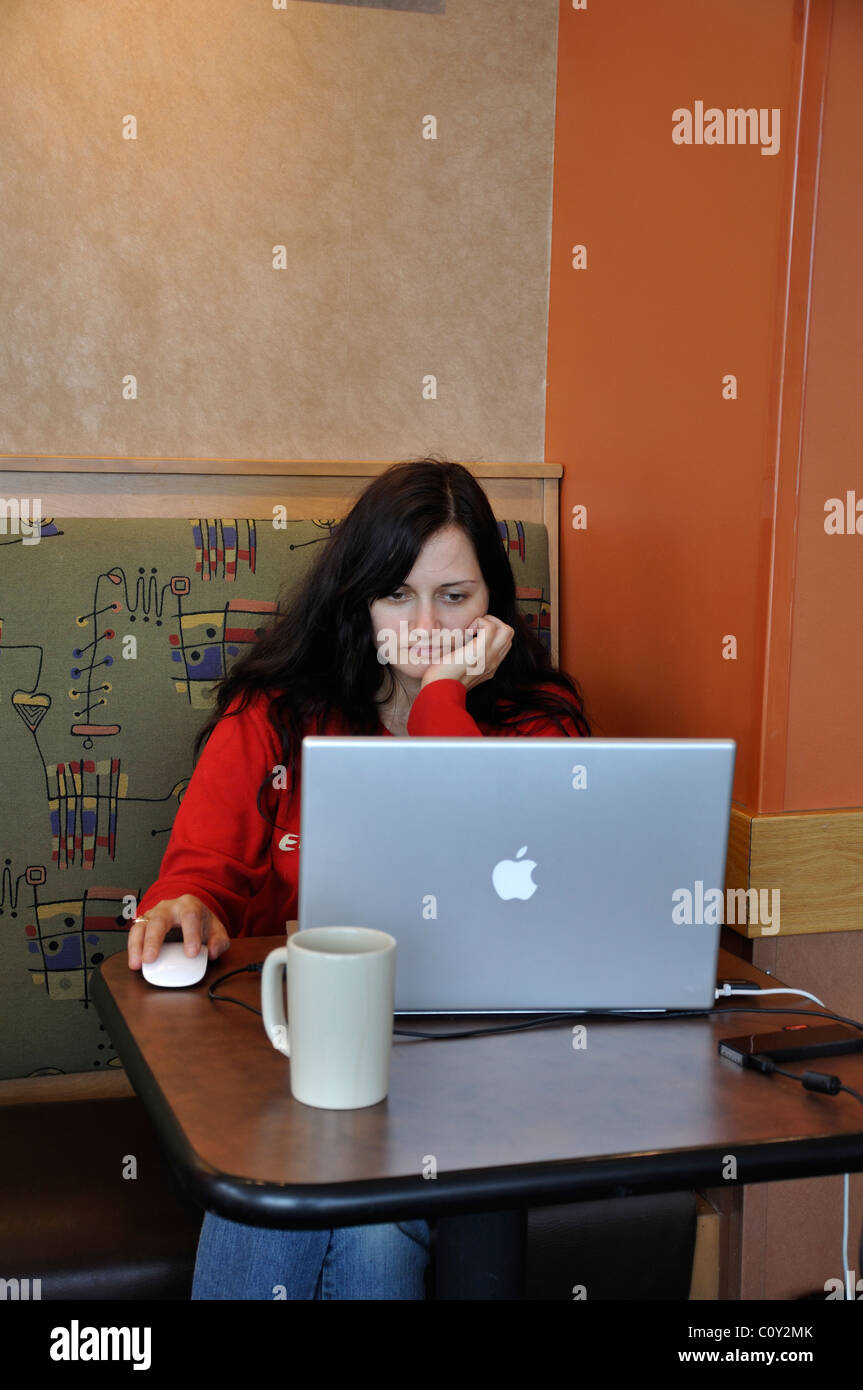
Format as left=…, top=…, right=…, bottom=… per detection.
left=419, top=615, right=513, bottom=692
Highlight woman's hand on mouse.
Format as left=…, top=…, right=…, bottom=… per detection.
left=419, top=614, right=513, bottom=693
left=127, top=895, right=231, bottom=970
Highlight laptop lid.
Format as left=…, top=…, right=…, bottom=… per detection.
left=298, top=737, right=736, bottom=1014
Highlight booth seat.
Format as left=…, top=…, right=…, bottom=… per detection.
left=0, top=514, right=704, bottom=1299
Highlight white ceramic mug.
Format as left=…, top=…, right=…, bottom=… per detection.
left=260, top=926, right=397, bottom=1109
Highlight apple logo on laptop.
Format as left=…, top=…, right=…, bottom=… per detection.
left=492, top=846, right=538, bottom=901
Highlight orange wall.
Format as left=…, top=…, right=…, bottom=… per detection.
left=784, top=0, right=863, bottom=811
left=546, top=0, right=811, bottom=812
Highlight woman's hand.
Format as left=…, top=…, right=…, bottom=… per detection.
left=127, top=894, right=231, bottom=970
left=419, top=614, right=513, bottom=693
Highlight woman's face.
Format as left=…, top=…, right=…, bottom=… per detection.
left=369, top=524, right=490, bottom=678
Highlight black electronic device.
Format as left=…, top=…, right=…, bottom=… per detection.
left=718, top=1022, right=863, bottom=1067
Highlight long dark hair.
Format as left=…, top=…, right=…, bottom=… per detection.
left=192, top=457, right=591, bottom=828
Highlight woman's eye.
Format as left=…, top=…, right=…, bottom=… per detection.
left=383, top=590, right=466, bottom=602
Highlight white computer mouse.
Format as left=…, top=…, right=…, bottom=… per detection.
left=141, top=941, right=209, bottom=988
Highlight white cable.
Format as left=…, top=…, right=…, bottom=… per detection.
left=843, top=1173, right=853, bottom=1301
left=715, top=984, right=826, bottom=1008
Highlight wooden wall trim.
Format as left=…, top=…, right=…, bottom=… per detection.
left=688, top=1193, right=721, bottom=1301
left=0, top=1069, right=135, bottom=1106
left=725, top=802, right=863, bottom=937
left=0, top=456, right=563, bottom=478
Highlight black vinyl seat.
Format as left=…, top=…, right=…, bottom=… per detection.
left=0, top=1097, right=202, bottom=1300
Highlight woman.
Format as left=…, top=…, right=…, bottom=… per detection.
left=128, top=456, right=591, bottom=1299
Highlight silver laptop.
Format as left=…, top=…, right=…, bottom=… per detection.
left=298, top=737, right=736, bottom=1014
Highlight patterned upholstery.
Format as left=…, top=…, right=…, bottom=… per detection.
left=0, top=516, right=551, bottom=1078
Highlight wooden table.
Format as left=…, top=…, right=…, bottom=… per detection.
left=91, top=940, right=863, bottom=1298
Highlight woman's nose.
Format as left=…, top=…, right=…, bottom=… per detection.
left=410, top=600, right=435, bottom=632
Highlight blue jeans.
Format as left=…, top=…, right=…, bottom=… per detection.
left=191, top=1210, right=432, bottom=1300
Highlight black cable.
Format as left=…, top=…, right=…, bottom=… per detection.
left=398, top=1001, right=863, bottom=1040
left=391, top=1004, right=863, bottom=1043
left=206, top=962, right=265, bottom=1015
left=749, top=1052, right=863, bottom=1109
left=206, top=965, right=863, bottom=1043
left=393, top=1004, right=863, bottom=1043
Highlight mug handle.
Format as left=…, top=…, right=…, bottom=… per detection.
left=261, top=946, right=290, bottom=1056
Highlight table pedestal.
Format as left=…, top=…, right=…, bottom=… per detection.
left=434, top=1210, right=526, bottom=1299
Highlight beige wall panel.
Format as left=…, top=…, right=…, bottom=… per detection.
left=0, top=0, right=558, bottom=462
left=740, top=1174, right=863, bottom=1300
left=752, top=928, right=863, bottom=1023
